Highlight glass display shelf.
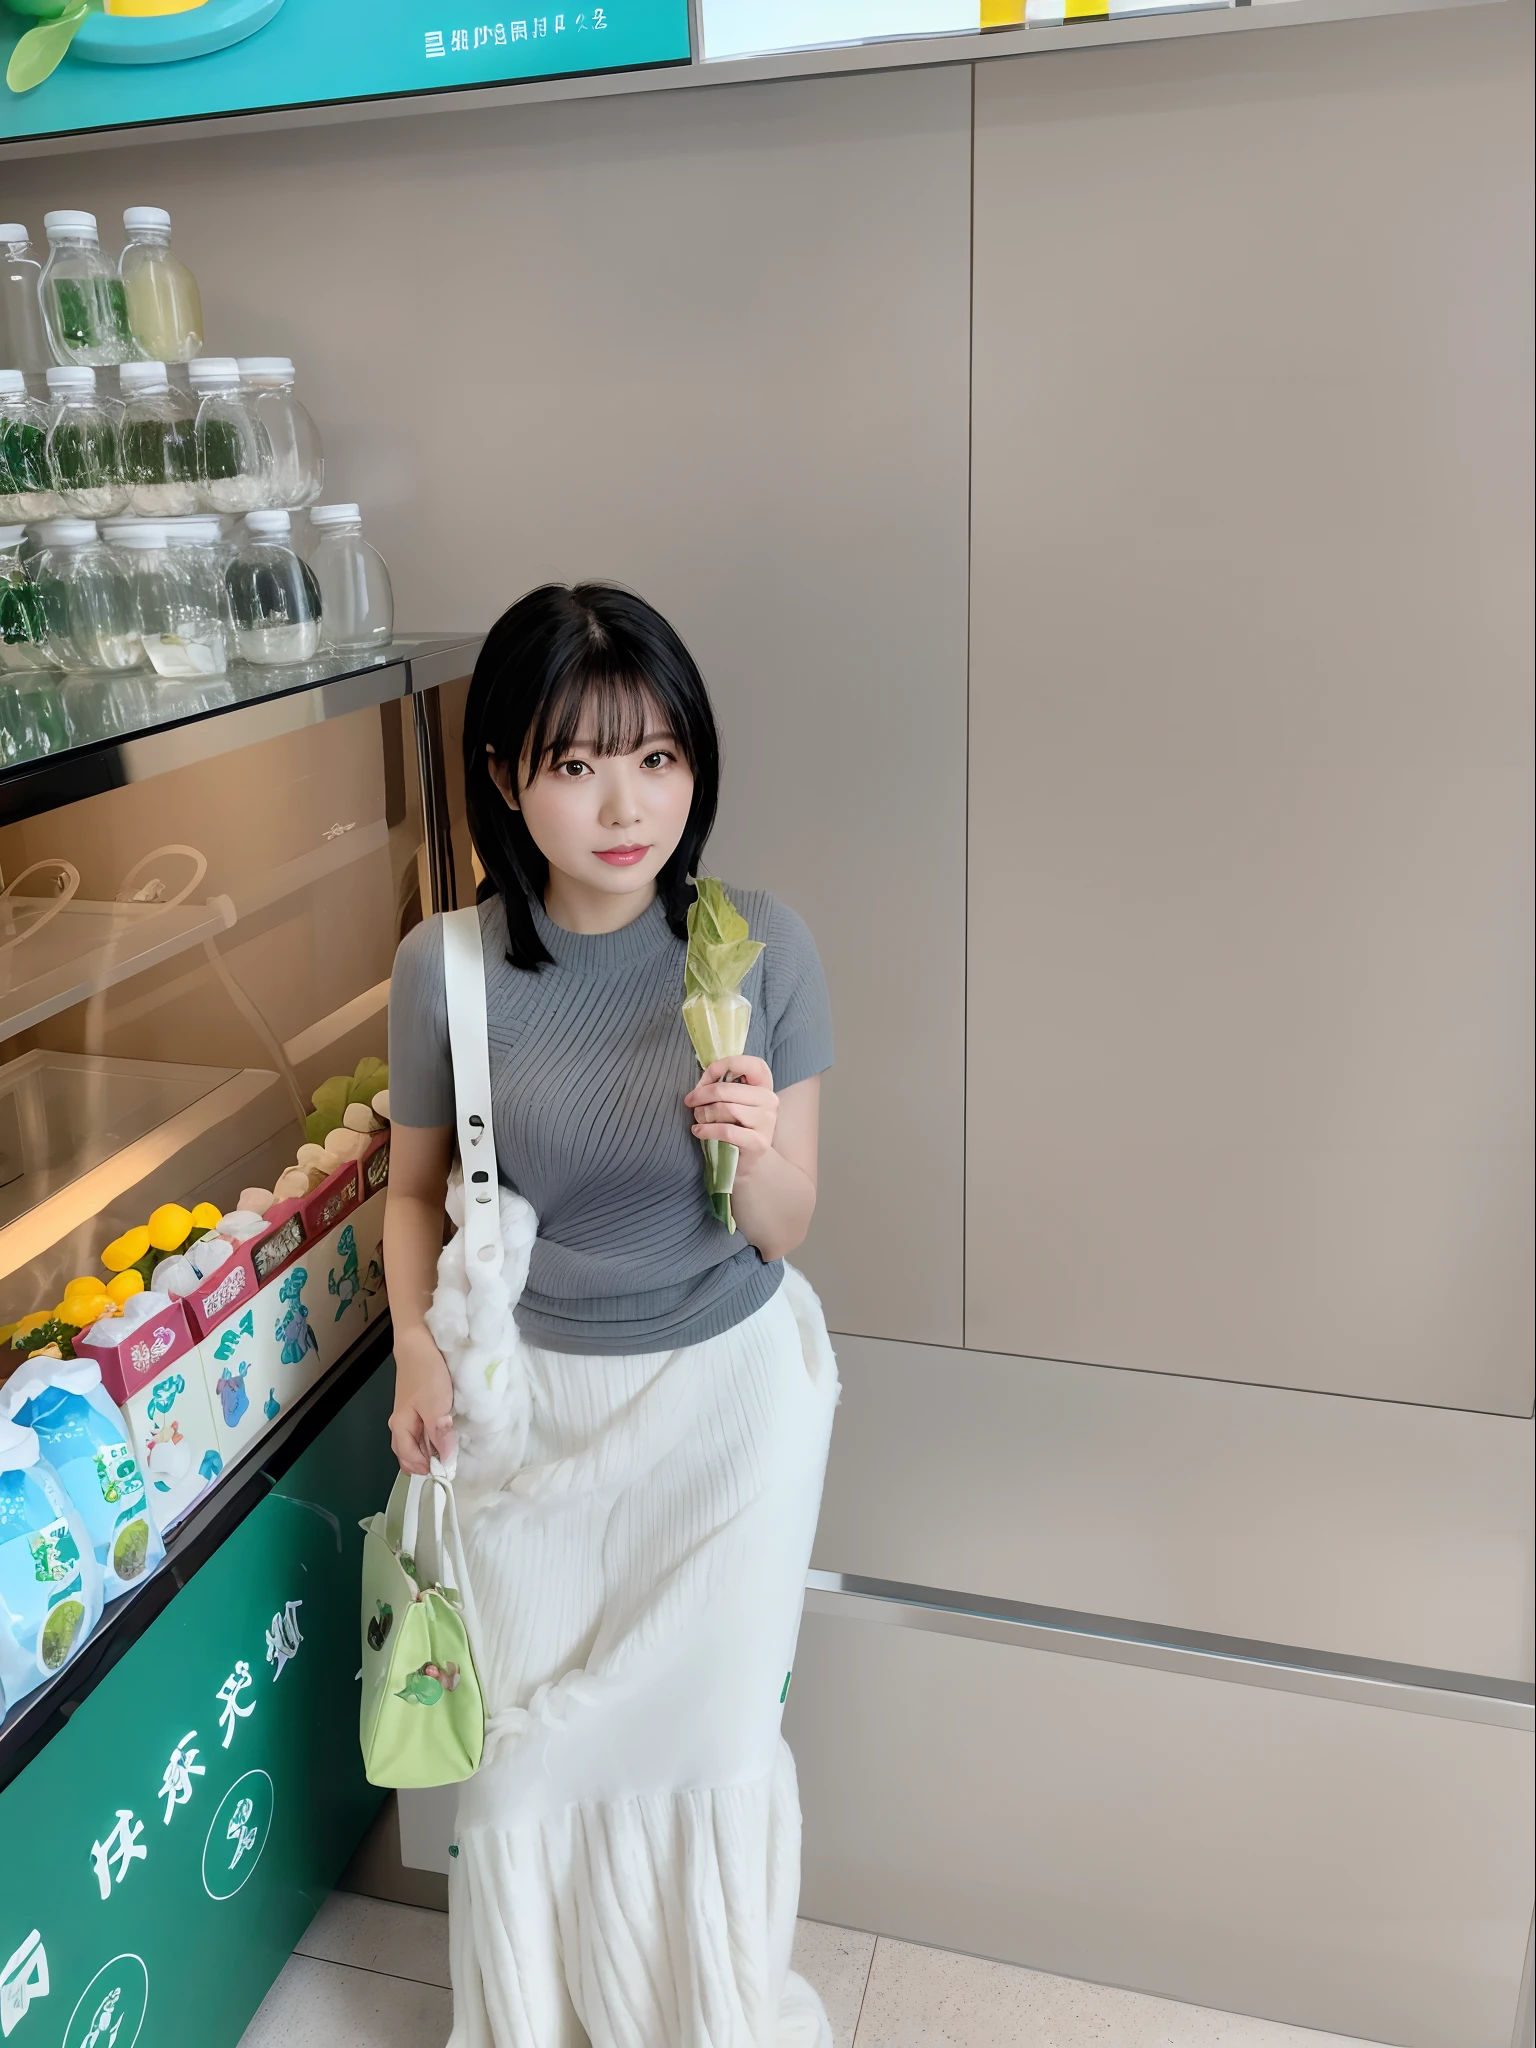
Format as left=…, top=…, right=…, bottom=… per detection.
left=0, top=634, right=482, bottom=830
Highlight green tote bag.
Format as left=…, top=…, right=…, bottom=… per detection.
left=359, top=1461, right=486, bottom=1787
left=359, top=907, right=504, bottom=1789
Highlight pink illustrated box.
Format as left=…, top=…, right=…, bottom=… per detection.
left=361, top=1130, right=390, bottom=1199
left=77, top=1297, right=197, bottom=1407
left=178, top=1210, right=308, bottom=1343
left=300, top=1158, right=361, bottom=1241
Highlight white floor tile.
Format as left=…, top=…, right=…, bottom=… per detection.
left=297, top=1890, right=452, bottom=1988
left=852, top=1938, right=1390, bottom=2048
left=793, top=1917, right=877, bottom=2044
left=238, top=1953, right=451, bottom=2047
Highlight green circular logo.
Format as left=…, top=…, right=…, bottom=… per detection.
left=64, top=1954, right=148, bottom=2048
left=201, top=1768, right=274, bottom=1900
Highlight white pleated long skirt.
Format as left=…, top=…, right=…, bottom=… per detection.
left=431, top=1197, right=840, bottom=2048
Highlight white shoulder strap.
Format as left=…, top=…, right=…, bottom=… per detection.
left=441, top=906, right=503, bottom=1286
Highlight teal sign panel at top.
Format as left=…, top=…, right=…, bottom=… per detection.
left=0, top=0, right=690, bottom=143
left=0, top=1355, right=397, bottom=2048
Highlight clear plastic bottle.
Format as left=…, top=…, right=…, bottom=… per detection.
left=162, top=516, right=237, bottom=646
left=38, top=212, right=136, bottom=369
left=45, top=367, right=128, bottom=520
left=0, top=369, right=62, bottom=522
left=163, top=512, right=238, bottom=590
left=237, top=358, right=323, bottom=510
left=0, top=525, right=53, bottom=674
left=110, top=520, right=228, bottom=679
left=29, top=519, right=142, bottom=673
left=118, top=360, right=198, bottom=517
left=189, top=356, right=271, bottom=515
left=307, top=503, right=393, bottom=650
left=118, top=207, right=203, bottom=365
left=228, top=509, right=322, bottom=665
left=0, top=226, right=51, bottom=375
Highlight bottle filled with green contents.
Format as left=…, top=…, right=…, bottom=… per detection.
left=119, top=206, right=203, bottom=365
left=45, top=366, right=128, bottom=519
left=190, top=356, right=271, bottom=515
left=39, top=211, right=137, bottom=369
left=0, top=524, right=52, bottom=675
left=30, top=518, right=142, bottom=674
left=119, top=359, right=198, bottom=516
left=0, top=368, right=62, bottom=523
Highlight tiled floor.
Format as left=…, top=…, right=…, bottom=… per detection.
left=240, top=1891, right=1392, bottom=2046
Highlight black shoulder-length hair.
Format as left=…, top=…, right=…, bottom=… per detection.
left=463, top=583, right=721, bottom=971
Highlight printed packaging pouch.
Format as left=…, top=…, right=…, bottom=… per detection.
left=359, top=1464, right=484, bottom=1788
left=3, top=1359, right=165, bottom=1600
left=0, top=1416, right=104, bottom=1708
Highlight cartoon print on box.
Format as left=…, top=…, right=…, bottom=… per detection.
left=214, top=1346, right=250, bottom=1430
left=276, top=1267, right=318, bottom=1367
left=126, top=1365, right=221, bottom=1529
left=328, top=1225, right=360, bottom=1323
left=203, top=1297, right=283, bottom=1465
left=315, top=1192, right=386, bottom=1371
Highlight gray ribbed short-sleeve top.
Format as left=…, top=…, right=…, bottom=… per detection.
left=387, top=885, right=833, bottom=1355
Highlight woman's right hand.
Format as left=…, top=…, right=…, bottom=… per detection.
left=389, top=1324, right=457, bottom=1475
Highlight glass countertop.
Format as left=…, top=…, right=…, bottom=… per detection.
left=0, top=636, right=479, bottom=791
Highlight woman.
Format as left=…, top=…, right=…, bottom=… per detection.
left=384, top=583, right=839, bottom=2047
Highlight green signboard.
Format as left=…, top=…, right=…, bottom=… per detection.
left=0, top=0, right=691, bottom=146
left=0, top=1356, right=395, bottom=2048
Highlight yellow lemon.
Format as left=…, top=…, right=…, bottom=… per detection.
left=62, top=1278, right=115, bottom=1326
left=146, top=1203, right=193, bottom=1252
left=102, top=1226, right=151, bottom=1273
left=190, top=1201, right=222, bottom=1231
left=107, top=1270, right=146, bottom=1307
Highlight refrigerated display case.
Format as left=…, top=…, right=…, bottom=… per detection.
left=0, top=634, right=479, bottom=2048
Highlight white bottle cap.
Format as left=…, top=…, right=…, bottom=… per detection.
left=45, top=365, right=96, bottom=394
left=43, top=210, right=98, bottom=239
left=111, top=523, right=169, bottom=550
left=236, top=357, right=295, bottom=379
left=119, top=360, right=170, bottom=393
left=33, top=519, right=99, bottom=547
left=308, top=503, right=360, bottom=526
left=0, top=525, right=27, bottom=548
left=0, top=225, right=28, bottom=245
left=0, top=369, right=26, bottom=396
left=188, top=357, right=241, bottom=388
left=0, top=1418, right=41, bottom=1469
left=245, top=510, right=293, bottom=539
left=163, top=517, right=225, bottom=544
left=123, top=206, right=171, bottom=233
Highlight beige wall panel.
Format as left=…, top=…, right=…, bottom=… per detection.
left=966, top=3, right=1534, bottom=1407
left=6, top=64, right=973, bottom=1344
left=815, top=1334, right=1535, bottom=1678
left=786, top=1614, right=1534, bottom=2048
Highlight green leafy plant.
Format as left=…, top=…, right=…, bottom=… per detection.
left=681, top=880, right=763, bottom=1234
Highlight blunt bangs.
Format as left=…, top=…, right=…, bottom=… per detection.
left=463, top=583, right=721, bottom=971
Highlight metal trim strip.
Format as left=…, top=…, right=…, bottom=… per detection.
left=804, top=1570, right=1536, bottom=1730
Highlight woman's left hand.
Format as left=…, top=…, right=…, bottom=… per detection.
left=685, top=1056, right=779, bottom=1181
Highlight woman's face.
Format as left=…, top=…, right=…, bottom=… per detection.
left=490, top=694, right=695, bottom=905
